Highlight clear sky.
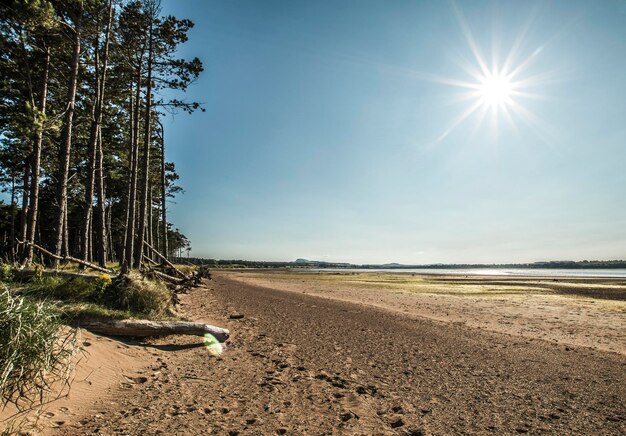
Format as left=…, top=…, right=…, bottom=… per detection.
left=159, top=0, right=626, bottom=264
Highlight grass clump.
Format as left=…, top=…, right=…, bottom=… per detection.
left=0, top=288, right=76, bottom=411
left=103, top=272, right=171, bottom=318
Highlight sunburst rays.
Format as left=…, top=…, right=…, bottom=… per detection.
left=431, top=3, right=556, bottom=145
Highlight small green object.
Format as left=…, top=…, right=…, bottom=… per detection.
left=203, top=333, right=223, bottom=356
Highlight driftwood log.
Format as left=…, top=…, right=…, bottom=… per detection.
left=79, top=319, right=229, bottom=342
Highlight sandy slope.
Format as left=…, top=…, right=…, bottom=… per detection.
left=51, top=271, right=625, bottom=435
left=0, top=331, right=152, bottom=434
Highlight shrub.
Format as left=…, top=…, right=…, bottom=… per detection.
left=0, top=288, right=76, bottom=411
left=23, top=275, right=107, bottom=304
left=24, top=275, right=71, bottom=299
left=93, top=274, right=113, bottom=301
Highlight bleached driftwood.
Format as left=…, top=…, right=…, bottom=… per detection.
left=80, top=319, right=229, bottom=342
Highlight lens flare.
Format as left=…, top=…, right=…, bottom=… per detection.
left=203, top=333, right=224, bottom=356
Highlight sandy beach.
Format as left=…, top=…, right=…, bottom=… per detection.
left=21, top=269, right=626, bottom=435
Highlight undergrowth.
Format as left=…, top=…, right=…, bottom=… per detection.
left=17, top=270, right=173, bottom=321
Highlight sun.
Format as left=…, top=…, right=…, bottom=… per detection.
left=477, top=71, right=515, bottom=109
left=428, top=4, right=555, bottom=145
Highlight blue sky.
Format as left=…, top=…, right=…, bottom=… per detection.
left=159, top=0, right=626, bottom=264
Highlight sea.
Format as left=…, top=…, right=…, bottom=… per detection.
left=309, top=268, right=626, bottom=278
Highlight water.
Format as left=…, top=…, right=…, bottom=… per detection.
left=308, top=268, right=626, bottom=278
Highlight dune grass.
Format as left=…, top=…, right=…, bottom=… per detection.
left=0, top=288, right=77, bottom=413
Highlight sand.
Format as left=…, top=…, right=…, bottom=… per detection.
left=5, top=270, right=625, bottom=434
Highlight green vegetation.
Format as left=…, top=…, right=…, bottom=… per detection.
left=0, top=1, right=206, bottom=428
left=13, top=269, right=174, bottom=322
left=0, top=288, right=76, bottom=413
left=104, top=272, right=172, bottom=318
left=249, top=271, right=551, bottom=296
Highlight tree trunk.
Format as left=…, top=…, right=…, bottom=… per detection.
left=155, top=206, right=160, bottom=258
left=80, top=45, right=100, bottom=265
left=143, top=240, right=185, bottom=277
left=121, top=86, right=134, bottom=269
left=88, top=211, right=93, bottom=262
left=94, top=0, right=113, bottom=268
left=96, top=128, right=107, bottom=267
left=78, top=319, right=229, bottom=342
left=160, top=122, right=168, bottom=258
left=107, top=203, right=114, bottom=262
left=134, top=21, right=153, bottom=269
left=81, top=0, right=112, bottom=267
left=148, top=185, right=153, bottom=259
left=62, top=203, right=69, bottom=258
left=123, top=69, right=142, bottom=270
left=21, top=240, right=112, bottom=273
left=19, top=158, right=30, bottom=246
left=24, top=44, right=50, bottom=265
left=53, top=4, right=83, bottom=266
left=10, top=177, right=16, bottom=262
